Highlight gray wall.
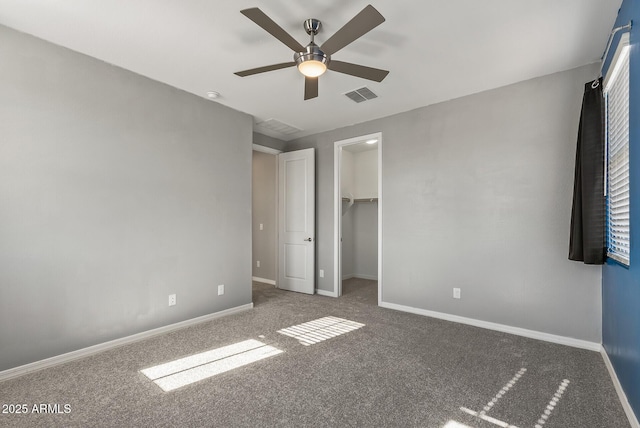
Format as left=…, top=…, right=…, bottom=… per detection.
left=352, top=203, right=378, bottom=280
left=287, top=63, right=603, bottom=342
left=341, top=204, right=354, bottom=278
left=252, top=151, right=277, bottom=282
left=342, top=203, right=377, bottom=280
left=0, top=25, right=253, bottom=371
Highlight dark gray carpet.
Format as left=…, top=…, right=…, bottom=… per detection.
left=0, top=281, right=629, bottom=427
left=341, top=277, right=378, bottom=306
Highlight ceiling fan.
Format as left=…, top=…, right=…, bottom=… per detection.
left=234, top=4, right=389, bottom=100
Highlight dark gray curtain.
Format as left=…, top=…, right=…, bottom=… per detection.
left=569, top=78, right=606, bottom=264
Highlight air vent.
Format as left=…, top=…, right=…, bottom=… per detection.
left=255, top=119, right=302, bottom=135
left=344, top=87, right=378, bottom=103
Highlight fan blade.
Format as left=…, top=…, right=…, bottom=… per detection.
left=329, top=60, right=389, bottom=82
left=234, top=62, right=296, bottom=77
left=320, top=5, right=385, bottom=56
left=304, top=77, right=318, bottom=100
left=240, top=8, right=305, bottom=52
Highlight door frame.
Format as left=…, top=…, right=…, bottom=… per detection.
left=252, top=144, right=281, bottom=286
left=333, top=132, right=382, bottom=303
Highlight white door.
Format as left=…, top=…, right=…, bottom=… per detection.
left=278, top=148, right=315, bottom=294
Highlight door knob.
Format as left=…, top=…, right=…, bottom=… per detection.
left=304, top=237, right=313, bottom=242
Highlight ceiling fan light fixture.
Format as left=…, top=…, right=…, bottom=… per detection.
left=298, top=60, right=327, bottom=77
left=294, top=43, right=330, bottom=78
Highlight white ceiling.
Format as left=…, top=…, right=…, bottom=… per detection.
left=0, top=0, right=622, bottom=141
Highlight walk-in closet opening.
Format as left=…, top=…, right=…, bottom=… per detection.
left=252, top=145, right=280, bottom=292
left=334, top=133, right=382, bottom=304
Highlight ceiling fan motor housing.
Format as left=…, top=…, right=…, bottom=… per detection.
left=294, top=43, right=330, bottom=68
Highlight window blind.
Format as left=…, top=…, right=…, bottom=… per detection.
left=605, top=44, right=630, bottom=265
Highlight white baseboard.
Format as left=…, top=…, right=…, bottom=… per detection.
left=316, top=289, right=337, bottom=297
left=342, top=274, right=378, bottom=281
left=353, top=274, right=377, bottom=281
left=601, top=346, right=640, bottom=428
left=379, top=300, right=601, bottom=351
left=0, top=303, right=254, bottom=383
left=252, top=276, right=276, bottom=286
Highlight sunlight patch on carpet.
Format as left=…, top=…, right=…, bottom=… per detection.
left=141, top=339, right=283, bottom=392
left=459, top=367, right=526, bottom=428
left=459, top=368, right=571, bottom=428
left=277, top=316, right=365, bottom=346
left=443, top=421, right=473, bottom=428
left=459, top=407, right=520, bottom=428
left=534, top=379, right=570, bottom=428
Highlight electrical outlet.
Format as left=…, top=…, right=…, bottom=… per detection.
left=259, top=223, right=263, bottom=231
left=218, top=284, right=224, bottom=296
left=319, top=269, right=324, bottom=278
left=168, top=294, right=176, bottom=306
left=453, top=288, right=461, bottom=299
left=256, top=260, right=260, bottom=268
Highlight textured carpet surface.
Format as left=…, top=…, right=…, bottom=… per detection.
left=0, top=280, right=629, bottom=428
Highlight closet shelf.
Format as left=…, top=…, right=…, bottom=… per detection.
left=341, top=197, right=378, bottom=203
